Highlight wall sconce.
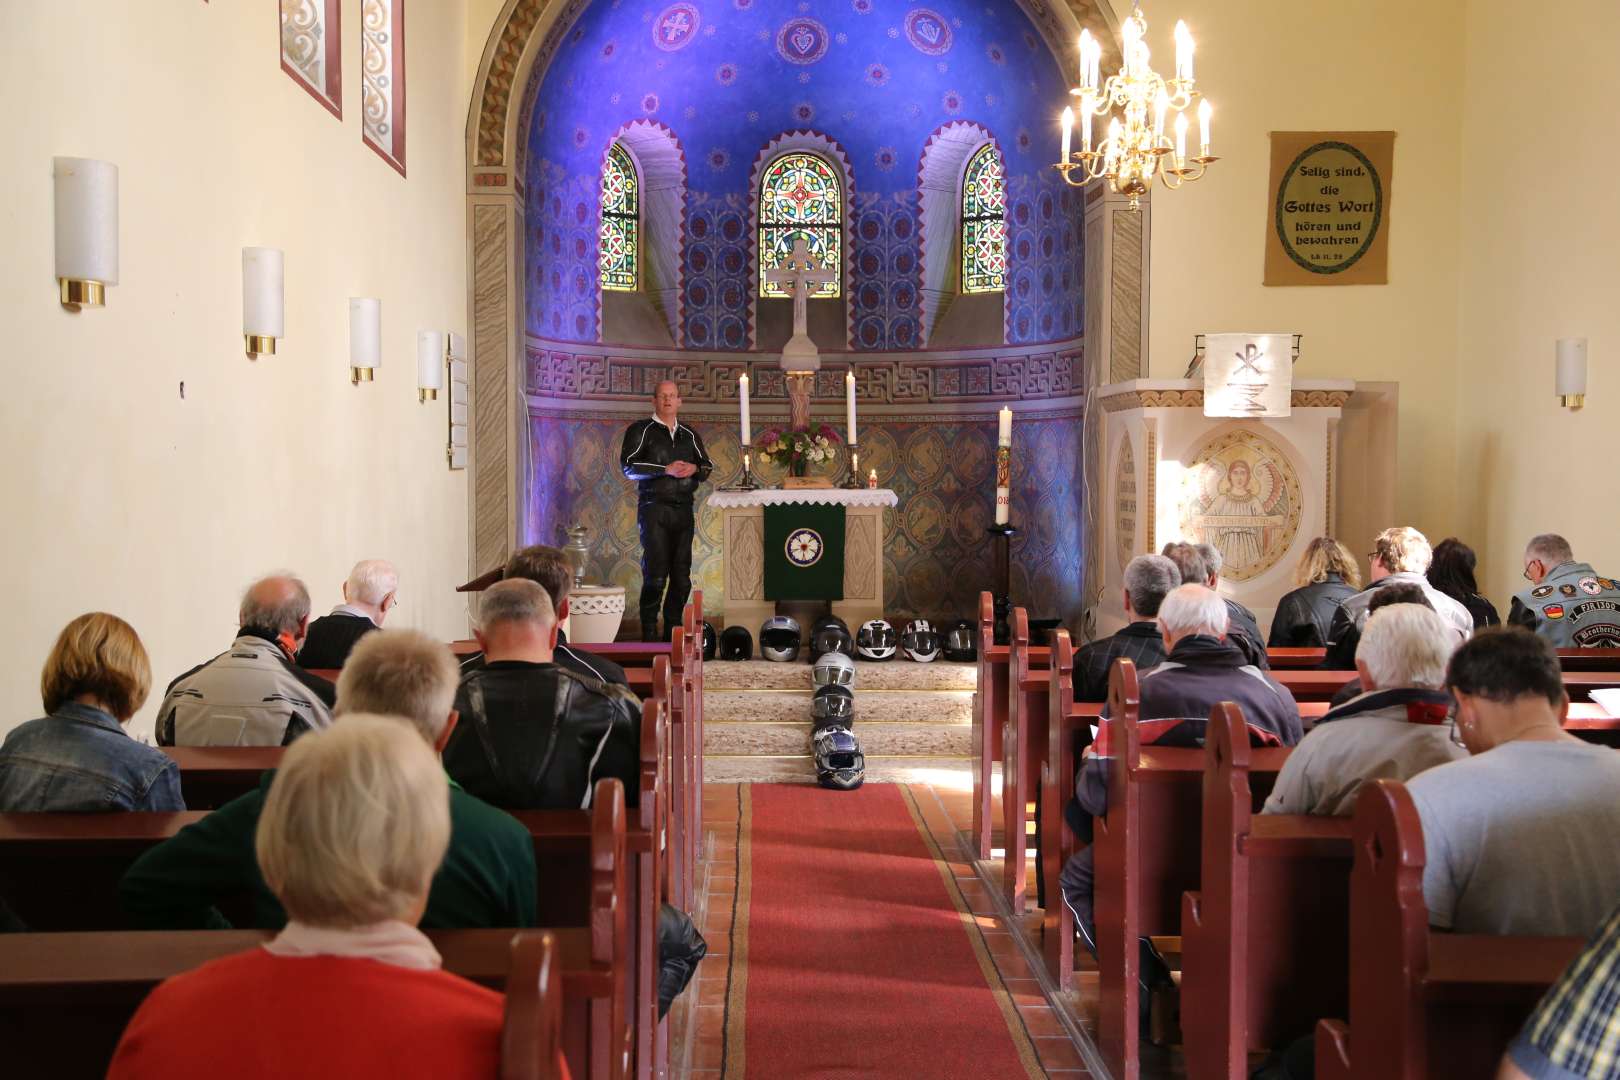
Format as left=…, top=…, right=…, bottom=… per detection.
left=53, top=157, right=119, bottom=310
left=417, top=330, right=445, bottom=402
left=349, top=298, right=381, bottom=383
left=1556, top=337, right=1588, bottom=409
left=242, top=247, right=284, bottom=357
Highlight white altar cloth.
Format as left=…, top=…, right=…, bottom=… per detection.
left=708, top=488, right=898, bottom=509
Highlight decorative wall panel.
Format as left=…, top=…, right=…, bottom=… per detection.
left=361, top=0, right=406, bottom=175
left=280, top=0, right=342, bottom=118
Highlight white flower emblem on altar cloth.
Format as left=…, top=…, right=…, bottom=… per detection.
left=785, top=528, right=824, bottom=567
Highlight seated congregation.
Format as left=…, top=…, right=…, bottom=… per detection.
left=0, top=544, right=706, bottom=1079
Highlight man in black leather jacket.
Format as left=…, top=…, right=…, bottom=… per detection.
left=620, top=380, right=714, bottom=641
left=444, top=579, right=640, bottom=810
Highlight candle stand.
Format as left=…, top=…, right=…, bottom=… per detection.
left=840, top=445, right=864, bottom=489
left=986, top=523, right=1016, bottom=646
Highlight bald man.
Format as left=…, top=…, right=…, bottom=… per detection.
left=156, top=574, right=335, bottom=746
left=620, top=380, right=713, bottom=641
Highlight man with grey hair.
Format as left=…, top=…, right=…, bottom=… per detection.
left=1264, top=604, right=1466, bottom=817
left=1059, top=584, right=1300, bottom=1000
left=157, top=574, right=335, bottom=746
left=444, top=579, right=642, bottom=811
left=122, top=629, right=538, bottom=931
left=295, top=558, right=399, bottom=669
left=1162, top=541, right=1269, bottom=669
left=1073, top=554, right=1179, bottom=702
left=1509, top=533, right=1620, bottom=647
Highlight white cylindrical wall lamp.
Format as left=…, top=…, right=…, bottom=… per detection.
left=417, top=330, right=445, bottom=402
left=243, top=247, right=284, bottom=357
left=53, top=157, right=119, bottom=310
left=349, top=298, right=381, bottom=383
left=1556, top=337, right=1588, bottom=409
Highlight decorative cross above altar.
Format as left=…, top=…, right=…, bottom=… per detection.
left=765, top=236, right=836, bottom=375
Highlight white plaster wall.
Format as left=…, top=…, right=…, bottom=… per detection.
left=0, top=1, right=474, bottom=737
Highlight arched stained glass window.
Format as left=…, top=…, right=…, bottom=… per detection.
left=758, top=152, right=842, bottom=298
left=600, top=144, right=639, bottom=292
left=961, top=143, right=1007, bottom=293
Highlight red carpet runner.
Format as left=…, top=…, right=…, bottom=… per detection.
left=720, top=784, right=1044, bottom=1078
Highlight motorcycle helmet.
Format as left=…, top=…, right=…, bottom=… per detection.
left=856, top=619, right=897, bottom=661
left=719, top=625, right=753, bottom=661
left=759, top=615, right=803, bottom=662
left=813, top=725, right=866, bottom=790
left=701, top=621, right=718, bottom=662
left=811, top=684, right=855, bottom=727
left=941, top=619, right=976, bottom=663
left=810, top=621, right=856, bottom=663
left=812, top=650, right=857, bottom=689
left=901, top=619, right=941, bottom=663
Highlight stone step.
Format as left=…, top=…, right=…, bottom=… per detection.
left=704, top=659, right=976, bottom=692
left=705, top=720, right=972, bottom=757
left=704, top=689, right=973, bottom=726
left=703, top=754, right=973, bottom=785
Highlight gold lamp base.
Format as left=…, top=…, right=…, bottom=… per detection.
left=419, top=388, right=439, bottom=402
left=351, top=367, right=375, bottom=384
left=1562, top=394, right=1586, bottom=409
left=245, top=335, right=278, bottom=357
left=59, top=278, right=105, bottom=311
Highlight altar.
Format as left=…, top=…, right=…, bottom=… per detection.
left=708, top=487, right=899, bottom=632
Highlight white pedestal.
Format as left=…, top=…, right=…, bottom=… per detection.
left=566, top=584, right=626, bottom=644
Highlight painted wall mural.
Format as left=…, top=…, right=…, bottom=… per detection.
left=1177, top=427, right=1304, bottom=584
left=522, top=0, right=1082, bottom=349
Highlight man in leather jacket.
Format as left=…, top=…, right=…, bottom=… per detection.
left=620, top=380, right=714, bottom=641
left=443, top=579, right=640, bottom=810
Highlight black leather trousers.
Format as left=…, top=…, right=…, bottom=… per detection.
left=637, top=501, right=695, bottom=640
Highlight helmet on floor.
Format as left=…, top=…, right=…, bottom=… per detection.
left=701, top=621, right=718, bottom=662
left=811, top=684, right=855, bottom=727
left=719, top=625, right=753, bottom=661
left=901, top=619, right=941, bottom=663
left=812, top=650, right=857, bottom=689
left=941, top=619, right=976, bottom=662
left=813, top=725, right=865, bottom=790
left=810, top=618, right=856, bottom=663
left=856, top=619, right=897, bottom=661
left=759, top=616, right=803, bottom=662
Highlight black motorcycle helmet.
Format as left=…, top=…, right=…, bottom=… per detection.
left=811, top=684, right=855, bottom=727
left=809, top=615, right=856, bottom=662
left=719, top=625, right=753, bottom=661
left=759, top=615, right=803, bottom=662
left=701, top=621, right=718, bottom=662
left=941, top=618, right=976, bottom=662
left=813, top=725, right=865, bottom=790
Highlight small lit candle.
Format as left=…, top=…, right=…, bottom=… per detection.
left=1174, top=112, right=1188, bottom=168
left=738, top=372, right=751, bottom=447
left=1174, top=20, right=1194, bottom=82
left=1061, top=107, right=1073, bottom=162
left=1077, top=30, right=1094, bottom=90
left=868, top=467, right=878, bottom=488
left=1197, top=99, right=1212, bottom=157
left=845, top=369, right=858, bottom=445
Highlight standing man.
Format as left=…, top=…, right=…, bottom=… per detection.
left=621, top=380, right=713, bottom=641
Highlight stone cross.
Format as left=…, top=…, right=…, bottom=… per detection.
left=765, top=236, right=836, bottom=340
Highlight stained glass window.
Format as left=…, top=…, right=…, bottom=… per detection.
left=758, top=152, right=842, bottom=298
left=961, top=143, right=1007, bottom=293
left=600, top=144, right=638, bottom=292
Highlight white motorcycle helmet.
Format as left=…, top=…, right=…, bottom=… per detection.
left=900, top=619, right=941, bottom=662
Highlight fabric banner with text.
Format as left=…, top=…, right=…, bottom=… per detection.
left=1264, top=131, right=1396, bottom=286
left=763, top=504, right=846, bottom=600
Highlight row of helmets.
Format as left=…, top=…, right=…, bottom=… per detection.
left=697, top=617, right=979, bottom=664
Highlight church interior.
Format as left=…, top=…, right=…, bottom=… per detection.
left=6, top=0, right=1620, bottom=1077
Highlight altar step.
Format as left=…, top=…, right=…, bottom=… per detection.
left=702, top=659, right=975, bottom=785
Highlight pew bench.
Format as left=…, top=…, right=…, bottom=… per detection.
left=973, top=592, right=1051, bottom=861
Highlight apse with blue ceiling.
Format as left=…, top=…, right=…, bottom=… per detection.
left=524, top=0, right=1084, bottom=350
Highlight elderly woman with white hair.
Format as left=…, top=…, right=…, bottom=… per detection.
left=1263, top=603, right=1467, bottom=817
left=109, top=717, right=506, bottom=1079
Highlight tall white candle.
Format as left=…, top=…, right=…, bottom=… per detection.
left=995, top=406, right=1013, bottom=525
left=1061, top=107, right=1073, bottom=162
left=1198, top=99, right=1212, bottom=157
left=845, top=370, right=858, bottom=445
left=997, top=406, right=1012, bottom=445
left=738, top=372, right=751, bottom=446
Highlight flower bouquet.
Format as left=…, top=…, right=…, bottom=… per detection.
left=755, top=423, right=842, bottom=478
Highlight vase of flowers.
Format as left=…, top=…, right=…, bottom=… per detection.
left=756, top=423, right=841, bottom=479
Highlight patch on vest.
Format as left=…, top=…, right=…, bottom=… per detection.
left=1574, top=624, right=1620, bottom=647
left=1543, top=604, right=1566, bottom=620
left=1580, top=578, right=1603, bottom=596
left=1573, top=601, right=1620, bottom=619
left=1532, top=585, right=1555, bottom=598
left=1601, top=579, right=1619, bottom=591
left=1560, top=584, right=1580, bottom=598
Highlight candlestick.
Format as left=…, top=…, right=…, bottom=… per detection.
left=738, top=372, right=751, bottom=448
left=845, top=369, right=857, bottom=444
left=1174, top=112, right=1188, bottom=168
left=840, top=444, right=864, bottom=489
left=995, top=406, right=1012, bottom=526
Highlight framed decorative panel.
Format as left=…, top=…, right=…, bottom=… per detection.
left=758, top=152, right=842, bottom=298
left=961, top=143, right=1006, bottom=293
left=280, top=0, right=342, bottom=119
left=599, top=144, right=639, bottom=291
left=448, top=332, right=469, bottom=470
left=361, top=0, right=407, bottom=175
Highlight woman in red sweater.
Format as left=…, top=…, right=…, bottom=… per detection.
left=109, top=715, right=505, bottom=1080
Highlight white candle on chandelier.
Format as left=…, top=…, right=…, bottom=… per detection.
left=1061, top=107, right=1073, bottom=161
left=1174, top=112, right=1188, bottom=168
left=738, top=372, right=751, bottom=447
left=1153, top=89, right=1169, bottom=138
left=1197, top=99, right=1212, bottom=157
left=1081, top=103, right=1093, bottom=153
left=1078, top=30, right=1095, bottom=90
left=1174, top=20, right=1195, bottom=82
left=845, top=369, right=858, bottom=445
left=1122, top=17, right=1141, bottom=76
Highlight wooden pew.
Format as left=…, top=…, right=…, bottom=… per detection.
left=1180, top=704, right=1353, bottom=1080
left=1265, top=646, right=1620, bottom=672
left=0, top=778, right=634, bottom=1080
left=503, top=932, right=572, bottom=1080
left=1266, top=647, right=1326, bottom=668
left=1315, top=780, right=1584, bottom=1080
left=1002, top=607, right=1049, bottom=912
left=972, top=593, right=1050, bottom=862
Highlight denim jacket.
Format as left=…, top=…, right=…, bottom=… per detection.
left=0, top=702, right=185, bottom=811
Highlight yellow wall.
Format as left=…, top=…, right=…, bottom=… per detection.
left=1134, top=0, right=1468, bottom=548
left=1454, top=0, right=1620, bottom=604
left=0, top=1, right=473, bottom=736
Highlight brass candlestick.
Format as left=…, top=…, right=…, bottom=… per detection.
left=840, top=446, right=864, bottom=489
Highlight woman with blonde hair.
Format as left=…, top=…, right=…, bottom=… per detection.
left=0, top=613, right=182, bottom=811
left=1268, top=538, right=1362, bottom=648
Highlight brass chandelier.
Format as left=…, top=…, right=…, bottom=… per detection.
left=1055, top=4, right=1217, bottom=210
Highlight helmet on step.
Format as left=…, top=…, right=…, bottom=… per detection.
left=856, top=619, right=897, bottom=661
left=759, top=616, right=802, bottom=662
left=813, top=725, right=865, bottom=790
left=812, top=650, right=857, bottom=689
left=701, top=621, right=718, bottom=662
left=811, top=684, right=855, bottom=727
left=901, top=619, right=941, bottom=663
left=810, top=621, right=856, bottom=663
left=941, top=619, right=976, bottom=663
left=719, top=625, right=753, bottom=662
